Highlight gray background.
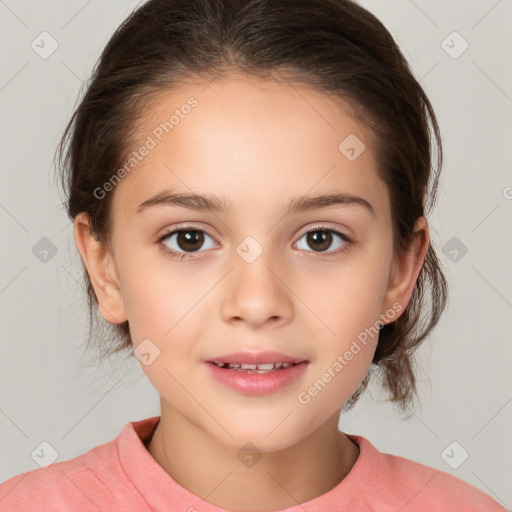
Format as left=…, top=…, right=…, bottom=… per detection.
left=1, top=0, right=511, bottom=507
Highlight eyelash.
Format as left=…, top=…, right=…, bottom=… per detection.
left=156, top=223, right=353, bottom=261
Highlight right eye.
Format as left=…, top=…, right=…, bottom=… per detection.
left=157, top=225, right=218, bottom=259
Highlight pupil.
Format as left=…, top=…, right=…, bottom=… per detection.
left=177, top=230, right=204, bottom=252
left=307, top=230, right=331, bottom=251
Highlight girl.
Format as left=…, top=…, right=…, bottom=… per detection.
left=0, top=0, right=506, bottom=510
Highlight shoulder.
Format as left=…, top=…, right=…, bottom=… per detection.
left=0, top=439, right=118, bottom=511
left=351, top=435, right=507, bottom=511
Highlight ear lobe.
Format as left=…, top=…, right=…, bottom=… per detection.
left=73, top=212, right=127, bottom=325
left=381, top=216, right=429, bottom=321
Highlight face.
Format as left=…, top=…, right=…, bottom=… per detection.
left=79, top=75, right=418, bottom=452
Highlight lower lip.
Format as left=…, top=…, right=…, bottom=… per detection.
left=204, top=362, right=308, bottom=395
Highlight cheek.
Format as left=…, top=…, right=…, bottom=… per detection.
left=118, top=250, right=203, bottom=342
left=297, top=243, right=392, bottom=398
left=304, top=245, right=392, bottom=338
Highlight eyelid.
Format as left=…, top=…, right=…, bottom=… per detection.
left=155, top=222, right=217, bottom=243
left=156, top=222, right=352, bottom=243
left=296, top=222, right=352, bottom=241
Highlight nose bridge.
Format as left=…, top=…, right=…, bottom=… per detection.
left=220, top=234, right=293, bottom=326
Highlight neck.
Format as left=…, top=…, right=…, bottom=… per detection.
left=146, top=401, right=359, bottom=512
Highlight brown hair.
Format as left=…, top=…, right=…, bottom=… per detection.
left=57, top=0, right=448, bottom=411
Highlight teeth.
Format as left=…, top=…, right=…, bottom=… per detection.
left=254, top=363, right=275, bottom=370
left=240, top=362, right=292, bottom=370
left=210, top=361, right=301, bottom=373
left=213, top=362, right=296, bottom=370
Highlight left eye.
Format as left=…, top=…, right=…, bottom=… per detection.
left=295, top=228, right=350, bottom=254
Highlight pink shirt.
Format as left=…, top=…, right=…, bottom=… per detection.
left=0, top=415, right=505, bottom=511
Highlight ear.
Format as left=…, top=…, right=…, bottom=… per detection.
left=381, top=216, right=429, bottom=321
left=73, top=212, right=128, bottom=325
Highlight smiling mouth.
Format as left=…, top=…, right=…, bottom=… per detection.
left=207, top=361, right=304, bottom=373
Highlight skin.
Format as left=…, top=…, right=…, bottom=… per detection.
left=74, top=74, right=429, bottom=512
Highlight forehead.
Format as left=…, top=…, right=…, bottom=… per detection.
left=112, top=75, right=389, bottom=220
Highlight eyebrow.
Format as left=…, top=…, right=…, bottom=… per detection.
left=136, top=190, right=376, bottom=217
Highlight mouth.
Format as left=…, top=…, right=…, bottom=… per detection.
left=206, top=361, right=305, bottom=374
left=204, top=358, right=309, bottom=395
left=203, top=351, right=309, bottom=394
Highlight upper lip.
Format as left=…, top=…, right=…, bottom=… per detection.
left=205, top=351, right=308, bottom=365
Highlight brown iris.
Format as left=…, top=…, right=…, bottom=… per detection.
left=306, top=230, right=332, bottom=252
left=176, top=230, right=204, bottom=252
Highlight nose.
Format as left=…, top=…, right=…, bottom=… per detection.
left=220, top=248, right=294, bottom=329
